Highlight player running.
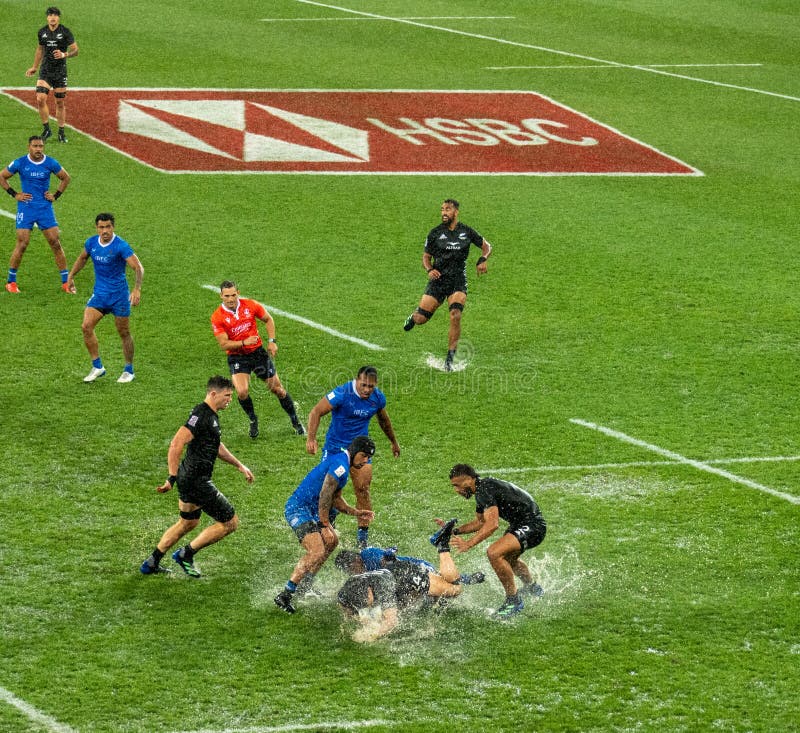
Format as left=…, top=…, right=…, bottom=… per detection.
left=403, top=198, right=492, bottom=371
left=211, top=280, right=304, bottom=438
left=140, top=375, right=254, bottom=577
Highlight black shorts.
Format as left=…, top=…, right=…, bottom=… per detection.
left=507, top=520, right=546, bottom=552
left=424, top=273, right=467, bottom=304
left=227, top=346, right=276, bottom=380
left=177, top=473, right=236, bottom=523
left=39, top=68, right=68, bottom=89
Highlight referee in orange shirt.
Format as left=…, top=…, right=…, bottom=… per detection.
left=210, top=280, right=305, bottom=438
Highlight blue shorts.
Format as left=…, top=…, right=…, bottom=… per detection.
left=86, top=290, right=131, bottom=317
left=285, top=500, right=338, bottom=541
left=16, top=203, right=58, bottom=231
left=285, top=501, right=318, bottom=531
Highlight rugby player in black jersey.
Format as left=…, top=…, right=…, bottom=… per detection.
left=403, top=199, right=492, bottom=371
left=336, top=519, right=470, bottom=641
left=26, top=7, right=79, bottom=143
left=139, top=376, right=254, bottom=577
left=446, top=464, right=546, bottom=618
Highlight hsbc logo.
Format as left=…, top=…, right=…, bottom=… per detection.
left=2, top=88, right=701, bottom=175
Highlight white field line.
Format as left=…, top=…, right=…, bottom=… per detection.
left=570, top=419, right=800, bottom=505
left=0, top=208, right=15, bottom=219
left=174, top=721, right=394, bottom=733
left=262, top=16, right=514, bottom=21
left=295, top=0, right=800, bottom=103
left=486, top=455, right=800, bottom=474
left=487, top=63, right=764, bottom=70
left=0, top=685, right=78, bottom=733
left=201, top=284, right=385, bottom=351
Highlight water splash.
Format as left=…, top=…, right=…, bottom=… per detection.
left=424, top=353, right=468, bottom=372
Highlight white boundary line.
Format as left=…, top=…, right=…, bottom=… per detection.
left=173, top=721, right=394, bottom=733
left=295, top=0, right=800, bottom=103
left=0, top=208, right=15, bottom=220
left=201, top=284, right=385, bottom=351
left=0, top=685, right=78, bottom=733
left=262, top=16, right=514, bottom=21
left=487, top=63, right=764, bottom=70
left=570, top=419, right=800, bottom=505
left=486, top=455, right=800, bottom=474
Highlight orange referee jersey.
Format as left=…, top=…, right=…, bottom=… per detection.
left=211, top=298, right=265, bottom=355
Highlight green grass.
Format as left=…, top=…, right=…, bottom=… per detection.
left=1, top=1, right=799, bottom=732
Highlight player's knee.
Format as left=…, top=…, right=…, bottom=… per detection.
left=449, top=302, right=464, bottom=319
left=54, top=91, right=66, bottom=100
left=224, top=514, right=239, bottom=533
left=416, top=307, right=433, bottom=322
left=179, top=509, right=201, bottom=531
left=486, top=545, right=504, bottom=564
left=35, top=86, right=49, bottom=96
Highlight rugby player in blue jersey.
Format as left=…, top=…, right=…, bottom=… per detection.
left=0, top=135, right=71, bottom=293
left=66, top=213, right=144, bottom=383
left=275, top=436, right=377, bottom=614
left=305, top=366, right=400, bottom=547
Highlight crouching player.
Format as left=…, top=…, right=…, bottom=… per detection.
left=446, top=463, right=546, bottom=619
left=274, top=436, right=376, bottom=614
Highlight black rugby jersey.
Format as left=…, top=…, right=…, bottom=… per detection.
left=37, top=24, right=75, bottom=73
left=475, top=477, right=545, bottom=528
left=180, top=402, right=221, bottom=478
left=424, top=222, right=483, bottom=279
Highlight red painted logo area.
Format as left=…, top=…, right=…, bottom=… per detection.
left=3, top=88, right=699, bottom=175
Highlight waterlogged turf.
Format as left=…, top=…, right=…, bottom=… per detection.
left=1, top=1, right=799, bottom=732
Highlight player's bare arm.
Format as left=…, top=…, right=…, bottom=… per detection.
left=305, top=396, right=333, bottom=454
left=217, top=442, right=253, bottom=483
left=258, top=310, right=278, bottom=354
left=0, top=168, right=27, bottom=201
left=452, top=507, right=499, bottom=552
left=66, top=249, right=90, bottom=291
left=423, top=251, right=440, bottom=279
left=318, top=474, right=342, bottom=526
left=376, top=409, right=400, bottom=457
left=156, top=426, right=193, bottom=493
left=57, top=42, right=78, bottom=60
left=26, top=46, right=43, bottom=76
left=476, top=239, right=492, bottom=276
left=126, top=254, right=143, bottom=305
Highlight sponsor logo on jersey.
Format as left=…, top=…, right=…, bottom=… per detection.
left=334, top=465, right=346, bottom=478
left=0, top=88, right=701, bottom=175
